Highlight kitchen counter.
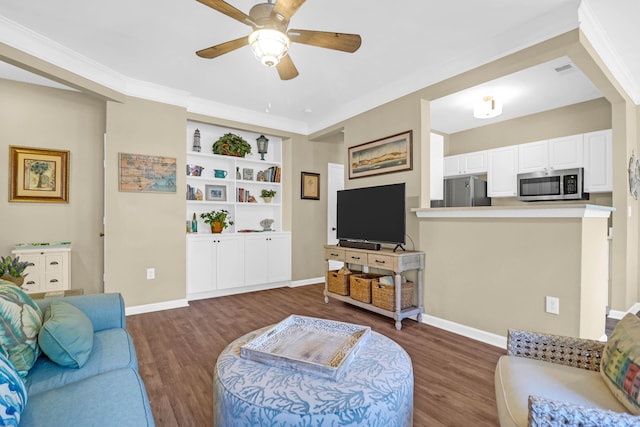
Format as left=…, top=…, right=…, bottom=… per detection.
left=412, top=204, right=614, bottom=219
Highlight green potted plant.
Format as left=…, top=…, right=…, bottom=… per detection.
left=200, top=209, right=234, bottom=233
left=0, top=255, right=33, bottom=287
left=212, top=133, right=252, bottom=158
left=260, top=189, right=276, bottom=203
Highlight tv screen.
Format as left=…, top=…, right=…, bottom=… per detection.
left=336, top=183, right=406, bottom=245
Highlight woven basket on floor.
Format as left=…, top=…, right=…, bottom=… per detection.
left=350, top=274, right=384, bottom=303
left=372, top=280, right=413, bottom=312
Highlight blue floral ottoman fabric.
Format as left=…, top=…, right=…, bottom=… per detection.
left=214, top=327, right=413, bottom=427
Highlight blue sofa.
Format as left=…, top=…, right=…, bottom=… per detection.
left=19, top=293, right=155, bottom=426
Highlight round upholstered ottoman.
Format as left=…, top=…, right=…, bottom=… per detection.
left=214, top=326, right=413, bottom=426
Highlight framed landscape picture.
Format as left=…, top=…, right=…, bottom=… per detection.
left=9, top=146, right=69, bottom=203
left=348, top=131, right=413, bottom=179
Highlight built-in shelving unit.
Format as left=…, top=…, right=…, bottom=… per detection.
left=186, top=121, right=282, bottom=233
left=185, top=120, right=291, bottom=300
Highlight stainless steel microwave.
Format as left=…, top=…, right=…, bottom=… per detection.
left=517, top=168, right=588, bottom=202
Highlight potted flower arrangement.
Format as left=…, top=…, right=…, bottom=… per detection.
left=212, top=133, right=252, bottom=158
left=200, top=209, right=234, bottom=233
left=260, top=189, right=276, bottom=203
left=0, top=255, right=33, bottom=287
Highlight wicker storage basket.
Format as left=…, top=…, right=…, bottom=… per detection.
left=372, top=280, right=414, bottom=312
left=327, top=270, right=359, bottom=296
left=350, top=274, right=384, bottom=303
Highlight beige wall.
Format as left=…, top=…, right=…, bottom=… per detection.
left=446, top=98, right=612, bottom=155
left=0, top=79, right=105, bottom=295
left=104, top=97, right=187, bottom=306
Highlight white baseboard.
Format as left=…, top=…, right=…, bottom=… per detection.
left=289, top=277, right=324, bottom=288
left=125, top=298, right=189, bottom=316
left=421, top=314, right=507, bottom=349
left=609, top=302, right=640, bottom=320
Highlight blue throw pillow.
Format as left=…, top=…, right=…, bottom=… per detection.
left=0, top=283, right=42, bottom=377
left=38, top=301, right=94, bottom=368
left=0, top=351, right=27, bottom=426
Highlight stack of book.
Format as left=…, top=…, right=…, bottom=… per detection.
left=237, top=188, right=251, bottom=202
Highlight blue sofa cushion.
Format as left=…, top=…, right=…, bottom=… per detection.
left=0, top=283, right=42, bottom=377
left=35, top=293, right=125, bottom=333
left=20, top=368, right=155, bottom=427
left=0, top=351, right=27, bottom=426
left=26, top=328, right=138, bottom=396
left=38, top=301, right=94, bottom=368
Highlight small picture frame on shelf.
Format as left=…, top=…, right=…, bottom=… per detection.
left=242, top=168, right=254, bottom=181
left=205, top=184, right=227, bottom=201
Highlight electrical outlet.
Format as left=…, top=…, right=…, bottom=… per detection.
left=146, top=268, right=155, bottom=280
left=545, top=296, right=559, bottom=315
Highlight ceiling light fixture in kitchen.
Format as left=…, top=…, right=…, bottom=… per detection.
left=473, top=96, right=502, bottom=119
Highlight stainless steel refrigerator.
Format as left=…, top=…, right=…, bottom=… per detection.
left=431, top=176, right=491, bottom=207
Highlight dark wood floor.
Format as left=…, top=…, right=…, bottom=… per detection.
left=127, top=283, right=505, bottom=426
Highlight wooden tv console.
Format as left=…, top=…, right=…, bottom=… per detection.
left=323, top=245, right=425, bottom=330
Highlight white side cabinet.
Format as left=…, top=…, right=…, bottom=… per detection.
left=488, top=146, right=518, bottom=197
left=584, top=129, right=613, bottom=193
left=187, top=235, right=244, bottom=297
left=12, top=246, right=71, bottom=294
left=244, top=233, right=292, bottom=286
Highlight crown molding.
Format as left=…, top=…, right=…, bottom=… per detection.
left=579, top=1, right=640, bottom=105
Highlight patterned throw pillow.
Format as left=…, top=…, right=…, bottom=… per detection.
left=601, top=313, right=640, bottom=414
left=0, top=350, right=27, bottom=425
left=0, top=283, right=42, bottom=377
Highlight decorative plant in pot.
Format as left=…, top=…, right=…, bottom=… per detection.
left=212, top=133, right=252, bottom=158
left=200, top=209, right=234, bottom=233
left=0, top=255, right=33, bottom=287
left=260, top=189, right=276, bottom=203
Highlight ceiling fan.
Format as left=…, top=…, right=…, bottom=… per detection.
left=195, top=0, right=362, bottom=80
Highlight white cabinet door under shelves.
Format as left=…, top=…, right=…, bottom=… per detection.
left=584, top=129, right=613, bottom=193
left=488, top=146, right=518, bottom=197
left=186, top=235, right=244, bottom=294
left=443, top=151, right=487, bottom=177
left=244, top=233, right=291, bottom=286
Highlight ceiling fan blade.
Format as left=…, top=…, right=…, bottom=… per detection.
left=288, top=29, right=362, bottom=53
left=276, top=55, right=299, bottom=80
left=196, top=0, right=256, bottom=27
left=196, top=36, right=249, bottom=59
left=272, top=0, right=305, bottom=21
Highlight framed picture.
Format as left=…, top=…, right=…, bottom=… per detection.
left=9, top=146, right=70, bottom=203
left=348, top=130, right=413, bottom=179
left=301, top=172, right=320, bottom=200
left=205, top=184, right=227, bottom=201
left=242, top=168, right=254, bottom=181
left=118, top=153, right=177, bottom=193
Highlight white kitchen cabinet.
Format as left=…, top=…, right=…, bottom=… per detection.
left=584, top=129, right=613, bottom=193
left=443, top=150, right=488, bottom=177
left=488, top=146, right=518, bottom=197
left=244, top=233, right=291, bottom=286
left=430, top=132, right=444, bottom=200
left=518, top=135, right=583, bottom=173
left=12, top=246, right=71, bottom=294
left=186, top=235, right=244, bottom=296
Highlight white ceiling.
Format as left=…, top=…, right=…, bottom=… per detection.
left=0, top=0, right=637, bottom=135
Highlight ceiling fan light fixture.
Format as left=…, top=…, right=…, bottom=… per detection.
left=248, top=29, right=290, bottom=67
left=473, top=95, right=503, bottom=119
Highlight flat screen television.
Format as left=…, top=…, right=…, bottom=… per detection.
left=336, top=183, right=406, bottom=247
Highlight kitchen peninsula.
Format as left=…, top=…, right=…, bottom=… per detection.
left=413, top=204, right=614, bottom=345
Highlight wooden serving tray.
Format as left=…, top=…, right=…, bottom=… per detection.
left=240, top=315, right=370, bottom=380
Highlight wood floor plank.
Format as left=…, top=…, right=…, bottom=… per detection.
left=127, top=284, right=505, bottom=426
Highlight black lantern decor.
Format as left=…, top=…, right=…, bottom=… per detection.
left=256, top=135, right=269, bottom=161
